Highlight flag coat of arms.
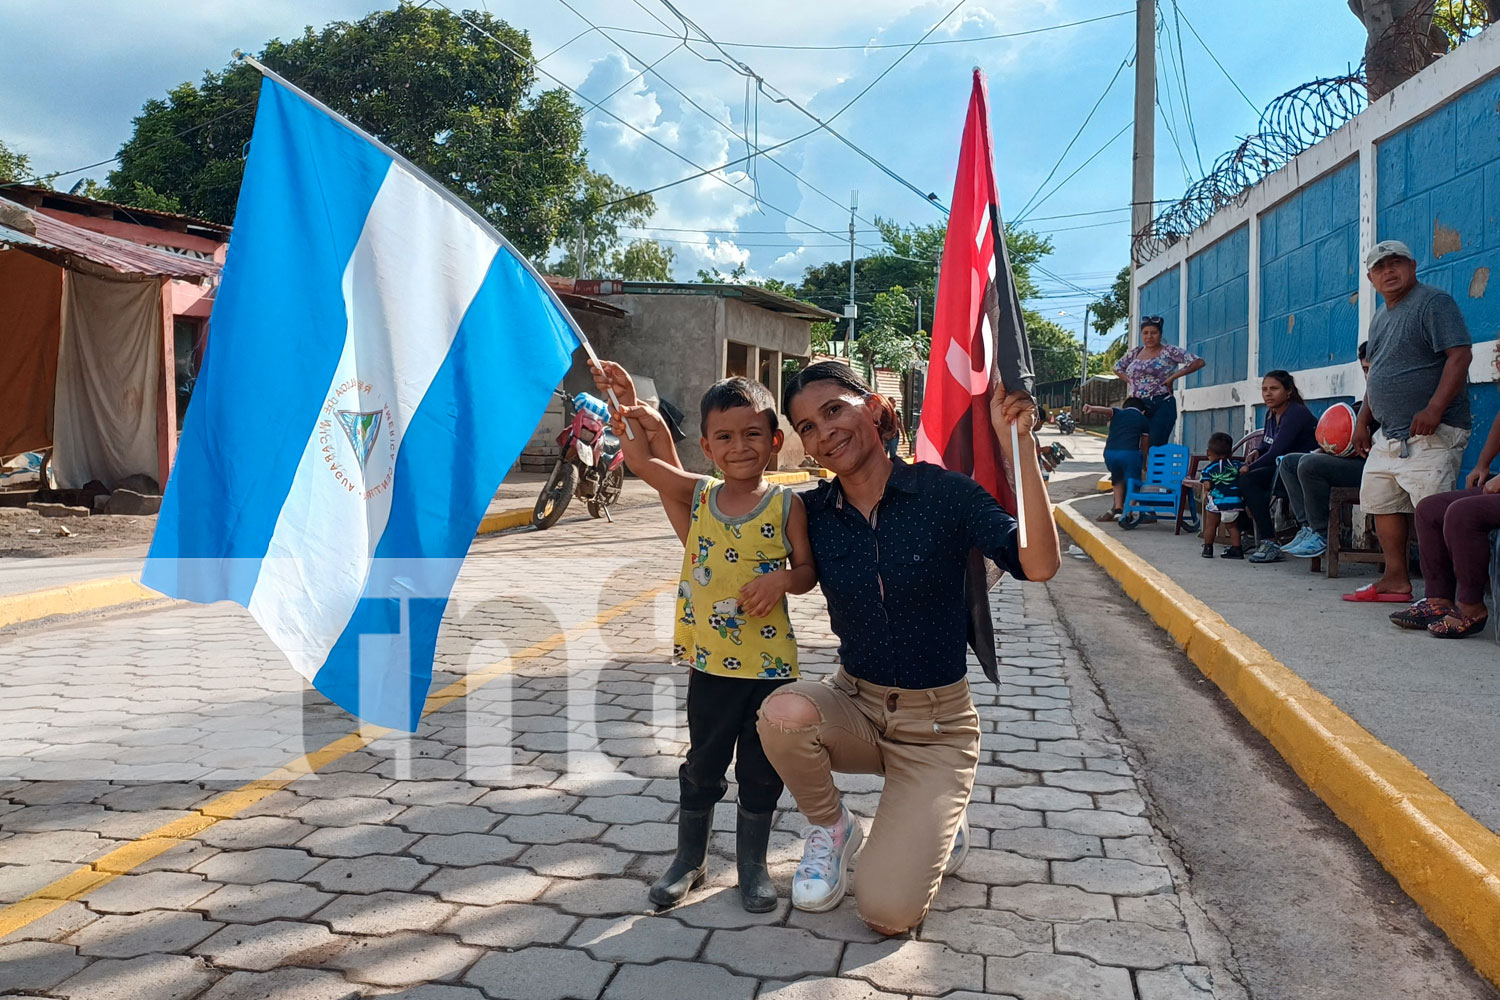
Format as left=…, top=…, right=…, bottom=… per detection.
left=915, top=68, right=1035, bottom=683
left=144, top=74, right=581, bottom=730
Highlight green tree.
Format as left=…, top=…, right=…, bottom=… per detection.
left=852, top=284, right=926, bottom=374
left=608, top=239, right=674, bottom=280
left=551, top=170, right=671, bottom=278
left=1088, top=266, right=1131, bottom=338
left=1022, top=311, right=1082, bottom=384
left=103, top=6, right=591, bottom=258
left=696, top=262, right=748, bottom=283
left=0, top=139, right=33, bottom=183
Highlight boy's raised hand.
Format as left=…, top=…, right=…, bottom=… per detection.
left=610, top=404, right=657, bottom=469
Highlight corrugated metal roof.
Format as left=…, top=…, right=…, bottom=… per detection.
left=0, top=196, right=220, bottom=279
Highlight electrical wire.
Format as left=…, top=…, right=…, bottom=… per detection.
left=1014, top=120, right=1133, bottom=223
left=1174, top=5, right=1259, bottom=116
left=1168, top=0, right=1205, bottom=175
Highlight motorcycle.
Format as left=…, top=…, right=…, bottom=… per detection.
left=532, top=389, right=625, bottom=530
left=1055, top=410, right=1076, bottom=435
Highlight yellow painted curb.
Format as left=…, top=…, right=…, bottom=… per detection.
left=1096, top=476, right=1113, bottom=492
left=765, top=471, right=813, bottom=485
left=0, top=576, right=160, bottom=630
left=476, top=507, right=533, bottom=535
left=1055, top=500, right=1500, bottom=988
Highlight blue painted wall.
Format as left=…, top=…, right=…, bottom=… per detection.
left=1460, top=382, right=1500, bottom=482
left=1182, top=405, right=1243, bottom=456
left=1259, top=161, right=1361, bottom=373
left=1137, top=266, right=1180, bottom=374
left=1185, top=226, right=1250, bottom=388
left=1376, top=75, right=1500, bottom=348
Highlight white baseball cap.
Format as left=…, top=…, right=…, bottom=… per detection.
left=1364, top=239, right=1415, bottom=270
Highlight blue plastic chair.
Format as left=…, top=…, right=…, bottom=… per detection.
left=1120, top=444, right=1191, bottom=529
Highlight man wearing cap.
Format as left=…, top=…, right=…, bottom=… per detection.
left=1345, top=239, right=1473, bottom=602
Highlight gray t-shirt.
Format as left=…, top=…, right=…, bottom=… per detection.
left=1365, top=283, right=1471, bottom=440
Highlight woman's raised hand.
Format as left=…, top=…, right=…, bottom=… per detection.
left=989, top=382, right=1037, bottom=443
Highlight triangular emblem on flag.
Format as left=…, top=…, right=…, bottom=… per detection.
left=336, top=410, right=383, bottom=469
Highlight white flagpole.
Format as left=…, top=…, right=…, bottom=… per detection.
left=1011, top=420, right=1027, bottom=548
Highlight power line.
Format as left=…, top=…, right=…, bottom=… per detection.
left=1168, top=0, right=1205, bottom=175
left=1153, top=27, right=1196, bottom=184
left=1174, top=5, right=1259, bottom=116
left=595, top=9, right=1133, bottom=52
left=1015, top=120, right=1133, bottom=223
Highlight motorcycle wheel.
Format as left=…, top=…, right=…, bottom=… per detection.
left=532, top=461, right=577, bottom=530
left=587, top=467, right=624, bottom=519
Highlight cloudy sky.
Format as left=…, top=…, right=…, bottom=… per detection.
left=2, top=1, right=1367, bottom=342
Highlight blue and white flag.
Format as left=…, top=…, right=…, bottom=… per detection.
left=144, top=76, right=580, bottom=731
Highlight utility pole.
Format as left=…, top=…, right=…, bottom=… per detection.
left=846, top=191, right=858, bottom=358
left=575, top=220, right=586, bottom=280
left=1129, top=0, right=1155, bottom=345
left=1080, top=303, right=1091, bottom=408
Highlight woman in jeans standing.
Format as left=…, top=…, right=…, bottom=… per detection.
left=755, top=362, right=1060, bottom=936
left=1114, top=316, right=1205, bottom=446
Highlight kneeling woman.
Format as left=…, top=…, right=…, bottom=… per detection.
left=758, top=363, right=1060, bottom=935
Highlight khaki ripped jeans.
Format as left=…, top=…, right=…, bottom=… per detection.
left=756, top=669, right=980, bottom=934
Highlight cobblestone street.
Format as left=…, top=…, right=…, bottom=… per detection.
left=0, top=502, right=1246, bottom=999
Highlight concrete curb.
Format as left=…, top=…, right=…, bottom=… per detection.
left=476, top=507, right=533, bottom=535
left=0, top=577, right=162, bottom=630
left=1055, top=498, right=1500, bottom=987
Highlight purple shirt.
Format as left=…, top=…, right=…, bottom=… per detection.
left=1115, top=344, right=1199, bottom=398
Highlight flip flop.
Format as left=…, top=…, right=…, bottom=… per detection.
left=1341, top=584, right=1414, bottom=603
left=1389, top=599, right=1450, bottom=629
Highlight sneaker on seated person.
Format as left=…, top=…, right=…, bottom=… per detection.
left=1284, top=529, right=1327, bottom=558
left=1247, top=539, right=1283, bottom=563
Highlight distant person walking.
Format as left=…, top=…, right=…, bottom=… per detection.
left=1347, top=240, right=1473, bottom=603
left=1114, top=316, right=1205, bottom=446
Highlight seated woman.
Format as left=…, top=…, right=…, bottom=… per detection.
left=1239, top=370, right=1318, bottom=563
left=1393, top=348, right=1500, bottom=638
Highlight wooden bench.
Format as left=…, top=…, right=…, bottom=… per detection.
left=1311, top=485, right=1385, bottom=578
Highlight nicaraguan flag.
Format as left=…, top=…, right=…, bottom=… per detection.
left=144, top=76, right=580, bottom=730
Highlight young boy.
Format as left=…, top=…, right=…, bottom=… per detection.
left=596, top=365, right=817, bottom=913
left=1083, top=398, right=1150, bottom=522
left=1200, top=431, right=1245, bottom=559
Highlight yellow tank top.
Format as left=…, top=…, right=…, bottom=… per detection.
left=672, top=478, right=800, bottom=679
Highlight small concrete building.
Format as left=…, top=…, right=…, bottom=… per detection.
left=529, top=279, right=837, bottom=474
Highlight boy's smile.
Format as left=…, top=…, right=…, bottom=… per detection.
left=701, top=404, right=780, bottom=480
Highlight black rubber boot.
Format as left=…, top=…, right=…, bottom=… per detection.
left=736, top=807, right=778, bottom=913
left=649, top=807, right=713, bottom=909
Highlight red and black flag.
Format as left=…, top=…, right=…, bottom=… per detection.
left=916, top=68, right=1034, bottom=682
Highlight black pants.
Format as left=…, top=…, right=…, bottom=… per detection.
left=1238, top=465, right=1279, bottom=541
left=682, top=669, right=791, bottom=814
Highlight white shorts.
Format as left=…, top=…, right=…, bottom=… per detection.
left=1359, top=425, right=1470, bottom=515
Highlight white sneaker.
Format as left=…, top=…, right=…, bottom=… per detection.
left=943, top=812, right=970, bottom=876
left=791, top=807, right=863, bottom=912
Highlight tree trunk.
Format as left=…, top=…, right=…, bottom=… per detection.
left=1349, top=0, right=1444, bottom=99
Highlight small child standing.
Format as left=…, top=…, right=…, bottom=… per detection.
left=1200, top=431, right=1245, bottom=559
left=602, top=368, right=817, bottom=913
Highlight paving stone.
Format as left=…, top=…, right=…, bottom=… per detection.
left=297, top=823, right=420, bottom=857
left=648, top=884, right=788, bottom=927
left=305, top=856, right=435, bottom=894
left=315, top=890, right=459, bottom=935
left=951, top=847, right=1049, bottom=886
left=423, top=863, right=551, bottom=904
left=990, top=786, right=1093, bottom=812
left=68, top=909, right=222, bottom=957
left=598, top=820, right=677, bottom=852
left=383, top=780, right=486, bottom=806
left=603, top=959, right=758, bottom=1000
left=1094, top=790, right=1148, bottom=815
left=86, top=871, right=221, bottom=913
left=1044, top=770, right=1138, bottom=794
left=1104, top=835, right=1167, bottom=866
left=1116, top=894, right=1186, bottom=931
left=0, top=860, right=86, bottom=902
left=52, top=953, right=217, bottom=1000
left=392, top=804, right=500, bottom=835
left=928, top=875, right=991, bottom=912
left=127, top=840, right=221, bottom=874
left=198, top=967, right=362, bottom=1000
left=986, top=952, right=1136, bottom=1000
left=842, top=939, right=985, bottom=995
left=0, top=940, right=90, bottom=991
left=1052, top=858, right=1173, bottom=897
left=517, top=842, right=633, bottom=877
left=326, top=929, right=482, bottom=986
left=919, top=907, right=1054, bottom=957
left=192, top=848, right=321, bottom=885
left=975, top=764, right=1037, bottom=788
left=3, top=899, right=99, bottom=941
left=700, top=924, right=843, bottom=978
left=1135, top=964, right=1219, bottom=999
left=0, top=829, right=115, bottom=864
left=374, top=987, right=487, bottom=1000
left=492, top=812, right=606, bottom=845
left=997, top=751, right=1084, bottom=772
left=193, top=880, right=334, bottom=924
left=464, top=946, right=613, bottom=1000
left=990, top=826, right=1103, bottom=861
left=195, top=919, right=346, bottom=971
left=1044, top=810, right=1153, bottom=838
left=571, top=794, right=675, bottom=824
left=758, top=978, right=907, bottom=1000
left=444, top=902, right=579, bottom=948
left=989, top=883, right=1117, bottom=921
left=1055, top=919, right=1196, bottom=969
left=967, top=803, right=1044, bottom=831
left=566, top=912, right=706, bottom=962
left=195, top=815, right=316, bottom=850
left=408, top=832, right=522, bottom=866
left=290, top=796, right=406, bottom=827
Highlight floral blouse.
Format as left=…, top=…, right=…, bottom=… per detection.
left=1114, top=344, right=1199, bottom=398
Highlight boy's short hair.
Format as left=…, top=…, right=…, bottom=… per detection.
left=1122, top=397, right=1146, bottom=411
left=700, top=377, right=779, bottom=435
left=1206, top=431, right=1234, bottom=457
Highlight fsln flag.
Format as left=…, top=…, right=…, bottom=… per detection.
left=143, top=74, right=580, bottom=731
left=915, top=69, right=1035, bottom=684
left=916, top=68, right=1035, bottom=511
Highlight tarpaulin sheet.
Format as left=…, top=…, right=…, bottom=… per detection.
left=0, top=249, right=63, bottom=456
left=51, top=271, right=160, bottom=489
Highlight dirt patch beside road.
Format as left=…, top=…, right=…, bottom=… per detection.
left=0, top=506, right=158, bottom=558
